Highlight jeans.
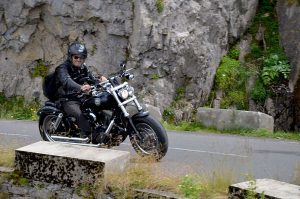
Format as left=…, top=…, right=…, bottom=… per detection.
left=62, top=100, right=91, bottom=137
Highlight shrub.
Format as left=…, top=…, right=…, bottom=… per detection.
left=31, top=59, right=49, bottom=79
left=156, top=0, right=164, bottom=13
left=261, top=54, right=290, bottom=85
left=220, top=91, right=248, bottom=110
left=178, top=175, right=205, bottom=199
left=216, top=56, right=244, bottom=91
left=228, top=47, right=240, bottom=60
left=162, top=107, right=175, bottom=123
left=251, top=79, right=268, bottom=104
left=215, top=56, right=248, bottom=110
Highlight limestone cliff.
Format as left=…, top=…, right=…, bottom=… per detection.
left=277, top=0, right=300, bottom=129
left=0, top=0, right=258, bottom=111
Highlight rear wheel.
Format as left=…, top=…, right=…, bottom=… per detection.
left=129, top=115, right=168, bottom=160
left=39, top=114, right=68, bottom=141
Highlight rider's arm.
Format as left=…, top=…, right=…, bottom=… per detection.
left=56, top=65, right=81, bottom=93
left=84, top=65, right=107, bottom=83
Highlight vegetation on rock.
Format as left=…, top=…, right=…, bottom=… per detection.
left=210, top=0, right=291, bottom=108
left=156, top=0, right=164, bottom=13
left=31, top=59, right=49, bottom=79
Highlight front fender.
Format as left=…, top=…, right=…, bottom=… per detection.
left=131, top=111, right=149, bottom=119
left=37, top=106, right=62, bottom=116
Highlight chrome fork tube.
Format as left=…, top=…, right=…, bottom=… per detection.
left=104, top=119, right=115, bottom=135
left=54, top=113, right=63, bottom=130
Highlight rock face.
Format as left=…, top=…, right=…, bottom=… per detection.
left=0, top=0, right=258, bottom=110
left=277, top=1, right=300, bottom=129
left=277, top=0, right=300, bottom=92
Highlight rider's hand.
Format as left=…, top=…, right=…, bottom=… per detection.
left=99, top=76, right=107, bottom=82
left=81, top=84, right=91, bottom=93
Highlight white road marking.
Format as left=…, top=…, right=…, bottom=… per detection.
left=169, top=147, right=248, bottom=158
left=0, top=133, right=31, bottom=137
left=121, top=143, right=248, bottom=158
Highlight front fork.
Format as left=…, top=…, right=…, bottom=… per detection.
left=54, top=113, right=63, bottom=130
left=127, top=111, right=149, bottom=140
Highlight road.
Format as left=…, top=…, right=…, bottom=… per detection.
left=0, top=120, right=299, bottom=184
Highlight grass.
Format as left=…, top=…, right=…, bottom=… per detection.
left=0, top=93, right=39, bottom=120
left=103, top=157, right=233, bottom=198
left=0, top=148, right=15, bottom=168
left=163, top=121, right=300, bottom=141
left=0, top=155, right=234, bottom=198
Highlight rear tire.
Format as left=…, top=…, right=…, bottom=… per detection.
left=129, top=115, right=168, bottom=160
left=39, top=114, right=67, bottom=141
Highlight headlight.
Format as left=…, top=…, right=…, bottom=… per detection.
left=118, top=89, right=129, bottom=99
left=128, top=86, right=134, bottom=97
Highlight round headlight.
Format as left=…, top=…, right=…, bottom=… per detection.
left=128, top=86, right=134, bottom=97
left=118, top=89, right=129, bottom=99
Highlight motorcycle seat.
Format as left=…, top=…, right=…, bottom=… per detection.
left=45, top=100, right=63, bottom=108
left=45, top=101, right=56, bottom=107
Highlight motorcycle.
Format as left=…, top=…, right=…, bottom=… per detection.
left=37, top=63, right=168, bottom=160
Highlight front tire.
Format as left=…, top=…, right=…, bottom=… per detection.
left=129, top=115, right=168, bottom=160
left=39, top=114, right=67, bottom=141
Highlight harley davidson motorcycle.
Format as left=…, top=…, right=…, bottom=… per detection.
left=37, top=63, right=168, bottom=160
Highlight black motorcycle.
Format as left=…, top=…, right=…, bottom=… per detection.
left=37, top=63, right=168, bottom=160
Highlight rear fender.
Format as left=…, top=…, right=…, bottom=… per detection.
left=37, top=105, right=62, bottom=116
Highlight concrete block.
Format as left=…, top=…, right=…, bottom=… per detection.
left=229, top=179, right=300, bottom=199
left=15, top=141, right=130, bottom=187
left=196, top=108, right=274, bottom=132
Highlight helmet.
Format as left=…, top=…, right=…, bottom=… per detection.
left=68, top=42, right=87, bottom=60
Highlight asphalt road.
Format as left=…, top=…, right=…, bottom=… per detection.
left=0, top=120, right=299, bottom=184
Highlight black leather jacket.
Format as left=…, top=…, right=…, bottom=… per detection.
left=55, top=60, right=99, bottom=100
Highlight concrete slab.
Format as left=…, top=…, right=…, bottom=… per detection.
left=196, top=108, right=274, bottom=132
left=15, top=141, right=130, bottom=187
left=229, top=179, right=300, bottom=199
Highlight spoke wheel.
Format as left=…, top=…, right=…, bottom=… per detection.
left=42, top=115, right=67, bottom=141
left=133, top=123, right=159, bottom=155
left=129, top=115, right=168, bottom=160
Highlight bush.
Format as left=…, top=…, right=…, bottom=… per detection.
left=162, top=107, right=175, bottom=123
left=261, top=54, right=290, bottom=85
left=215, top=56, right=248, bottom=110
left=31, top=59, right=49, bottom=79
left=216, top=56, right=245, bottom=91
left=228, top=47, right=240, bottom=60
left=156, top=0, right=164, bottom=13
left=220, top=91, right=248, bottom=110
left=251, top=79, right=268, bottom=104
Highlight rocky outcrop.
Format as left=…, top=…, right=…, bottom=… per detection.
left=0, top=0, right=258, bottom=110
left=277, top=0, right=300, bottom=92
left=277, top=1, right=300, bottom=130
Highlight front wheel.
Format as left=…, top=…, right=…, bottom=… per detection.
left=39, top=114, right=68, bottom=142
left=129, top=115, right=168, bottom=161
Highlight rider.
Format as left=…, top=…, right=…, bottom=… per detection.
left=56, top=41, right=106, bottom=138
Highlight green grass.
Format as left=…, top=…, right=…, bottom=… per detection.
left=103, top=157, right=233, bottom=198
left=155, top=0, right=164, bottom=13
left=0, top=93, right=39, bottom=120
left=163, top=121, right=300, bottom=141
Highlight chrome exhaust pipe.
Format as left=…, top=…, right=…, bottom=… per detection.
left=51, top=135, right=89, bottom=143
left=50, top=135, right=102, bottom=147
left=56, top=141, right=101, bottom=148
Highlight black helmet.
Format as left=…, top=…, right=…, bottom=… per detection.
left=68, top=42, right=87, bottom=60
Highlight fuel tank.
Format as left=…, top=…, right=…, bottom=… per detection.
left=81, top=91, right=117, bottom=110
